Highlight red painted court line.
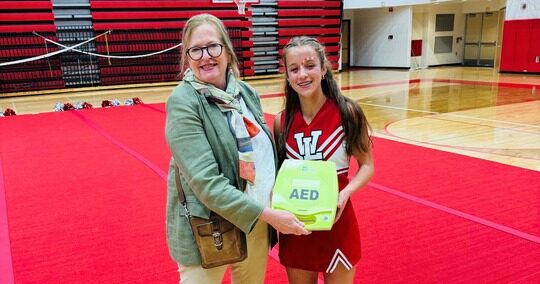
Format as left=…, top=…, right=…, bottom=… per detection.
left=259, top=79, right=421, bottom=99
left=431, top=78, right=540, bottom=89
left=368, top=182, right=540, bottom=244
left=259, top=80, right=419, bottom=99
left=259, top=78, right=540, bottom=99
left=341, top=79, right=421, bottom=91
left=70, top=111, right=168, bottom=180
left=0, top=157, right=15, bottom=284
left=259, top=92, right=284, bottom=99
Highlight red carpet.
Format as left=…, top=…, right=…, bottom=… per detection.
left=0, top=104, right=538, bottom=283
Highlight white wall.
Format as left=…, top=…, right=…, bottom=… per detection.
left=421, top=3, right=466, bottom=66
left=505, top=0, right=540, bottom=20
left=342, top=10, right=355, bottom=69
left=412, top=11, right=429, bottom=67
left=345, top=1, right=508, bottom=68
left=345, top=0, right=461, bottom=9
left=352, top=6, right=412, bottom=67
left=462, top=0, right=506, bottom=13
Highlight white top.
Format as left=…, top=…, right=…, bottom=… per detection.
left=226, top=98, right=275, bottom=207
left=241, top=98, right=276, bottom=207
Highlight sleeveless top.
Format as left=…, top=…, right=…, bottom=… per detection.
left=278, top=99, right=362, bottom=272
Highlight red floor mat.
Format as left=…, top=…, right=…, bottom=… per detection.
left=0, top=106, right=538, bottom=283
left=0, top=112, right=176, bottom=283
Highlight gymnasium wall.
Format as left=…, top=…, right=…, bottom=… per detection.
left=345, top=0, right=455, bottom=9
left=350, top=6, right=412, bottom=68
left=419, top=3, right=465, bottom=67
left=347, top=1, right=512, bottom=69
left=500, top=0, right=540, bottom=73
left=0, top=0, right=343, bottom=95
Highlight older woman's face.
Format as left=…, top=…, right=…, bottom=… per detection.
left=186, top=23, right=229, bottom=90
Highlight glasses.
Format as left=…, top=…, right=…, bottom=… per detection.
left=187, top=43, right=224, bottom=61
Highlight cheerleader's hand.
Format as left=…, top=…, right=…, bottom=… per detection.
left=334, top=189, right=352, bottom=223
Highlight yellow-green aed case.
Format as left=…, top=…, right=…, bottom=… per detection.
left=272, top=159, right=339, bottom=231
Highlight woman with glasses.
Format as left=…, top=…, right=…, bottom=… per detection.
left=165, top=13, right=309, bottom=284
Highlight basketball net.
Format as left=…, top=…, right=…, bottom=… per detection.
left=233, top=0, right=247, bottom=15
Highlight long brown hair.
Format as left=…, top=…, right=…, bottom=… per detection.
left=278, top=36, right=372, bottom=162
left=180, top=13, right=240, bottom=77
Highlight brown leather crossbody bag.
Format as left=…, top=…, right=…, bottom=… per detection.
left=174, top=165, right=247, bottom=269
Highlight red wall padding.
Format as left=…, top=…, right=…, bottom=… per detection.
left=500, top=19, right=540, bottom=73
left=411, top=39, right=422, bottom=57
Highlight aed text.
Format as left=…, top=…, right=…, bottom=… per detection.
left=289, top=189, right=319, bottom=200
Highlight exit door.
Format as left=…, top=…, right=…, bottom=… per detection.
left=463, top=12, right=499, bottom=67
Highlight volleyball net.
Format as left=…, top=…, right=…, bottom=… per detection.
left=0, top=32, right=182, bottom=67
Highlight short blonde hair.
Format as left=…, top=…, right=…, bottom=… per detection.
left=180, top=13, right=240, bottom=77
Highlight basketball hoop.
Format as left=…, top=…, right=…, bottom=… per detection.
left=212, top=0, right=258, bottom=15
left=233, top=0, right=247, bottom=15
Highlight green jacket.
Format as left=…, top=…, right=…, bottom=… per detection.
left=165, top=79, right=277, bottom=265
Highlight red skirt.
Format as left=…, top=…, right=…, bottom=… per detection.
left=278, top=177, right=362, bottom=272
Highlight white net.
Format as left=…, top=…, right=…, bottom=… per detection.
left=0, top=32, right=182, bottom=67
left=233, top=0, right=247, bottom=15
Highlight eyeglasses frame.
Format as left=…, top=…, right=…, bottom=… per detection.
left=186, top=43, right=224, bottom=61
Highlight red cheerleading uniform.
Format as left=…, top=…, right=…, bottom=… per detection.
left=278, top=99, right=362, bottom=272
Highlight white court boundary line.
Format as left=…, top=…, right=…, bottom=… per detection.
left=359, top=102, right=540, bottom=130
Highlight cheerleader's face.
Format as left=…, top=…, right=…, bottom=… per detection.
left=285, top=46, right=327, bottom=100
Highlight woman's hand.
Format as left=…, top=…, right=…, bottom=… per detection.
left=260, top=208, right=310, bottom=235
left=335, top=189, right=352, bottom=223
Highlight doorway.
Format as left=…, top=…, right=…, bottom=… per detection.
left=463, top=11, right=499, bottom=67
left=341, top=19, right=351, bottom=69
left=495, top=8, right=505, bottom=69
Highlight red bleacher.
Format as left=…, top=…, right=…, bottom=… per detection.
left=277, top=0, right=342, bottom=71
left=0, top=0, right=345, bottom=93
left=90, top=0, right=254, bottom=85
left=0, top=0, right=63, bottom=93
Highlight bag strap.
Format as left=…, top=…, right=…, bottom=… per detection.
left=174, top=164, right=192, bottom=218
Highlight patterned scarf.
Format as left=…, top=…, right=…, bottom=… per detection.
left=183, top=69, right=260, bottom=185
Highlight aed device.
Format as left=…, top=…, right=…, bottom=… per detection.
left=271, top=159, right=339, bottom=231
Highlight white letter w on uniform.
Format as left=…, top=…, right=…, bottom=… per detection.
left=294, top=130, right=323, bottom=159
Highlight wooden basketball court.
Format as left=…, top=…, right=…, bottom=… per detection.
left=1, top=66, right=538, bottom=170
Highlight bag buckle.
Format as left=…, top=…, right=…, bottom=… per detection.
left=212, top=231, right=223, bottom=250
left=182, top=203, right=191, bottom=220
left=212, top=218, right=223, bottom=250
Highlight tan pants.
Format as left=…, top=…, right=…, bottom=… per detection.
left=178, top=220, right=269, bottom=284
